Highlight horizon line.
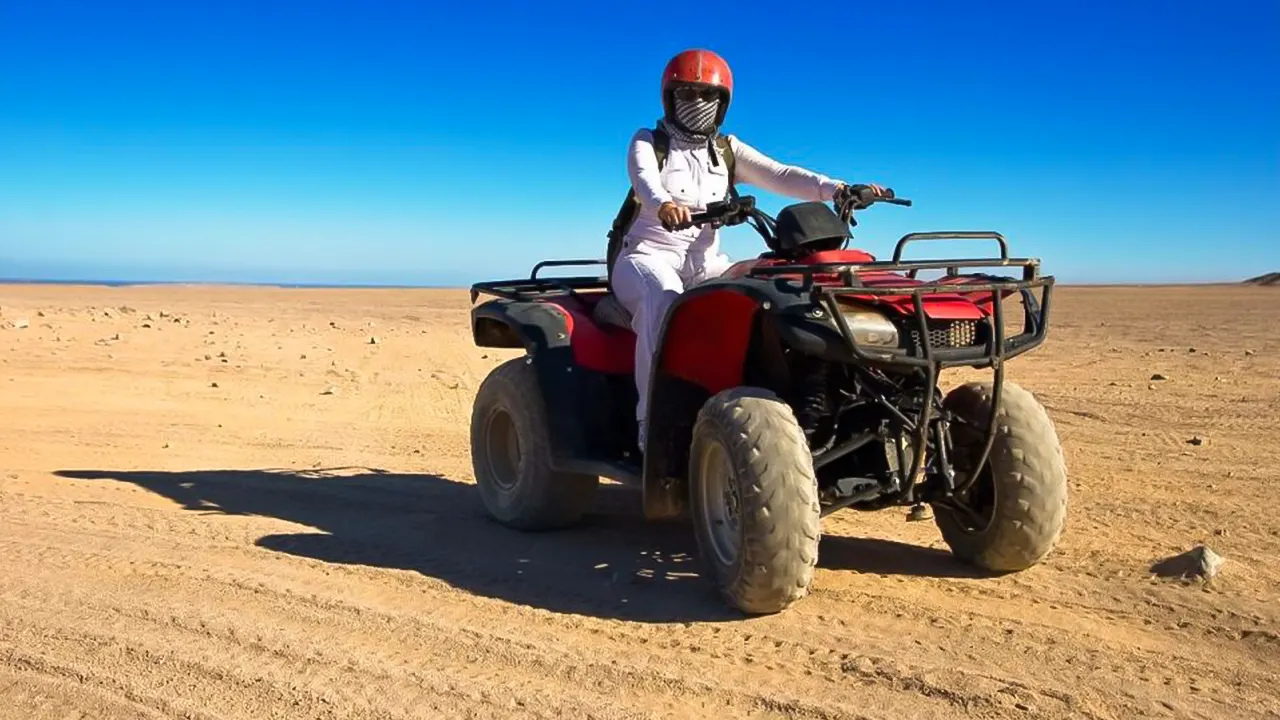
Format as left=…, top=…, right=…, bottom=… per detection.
left=0, top=276, right=1267, bottom=291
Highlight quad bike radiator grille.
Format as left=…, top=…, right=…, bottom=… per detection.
left=906, top=319, right=981, bottom=350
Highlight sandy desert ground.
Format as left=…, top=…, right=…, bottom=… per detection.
left=1, top=281, right=1278, bottom=719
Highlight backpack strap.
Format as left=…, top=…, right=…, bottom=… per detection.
left=715, top=134, right=737, bottom=199
left=606, top=127, right=670, bottom=286
left=652, top=126, right=669, bottom=169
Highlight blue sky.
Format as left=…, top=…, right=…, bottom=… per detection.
left=1, top=0, right=1277, bottom=286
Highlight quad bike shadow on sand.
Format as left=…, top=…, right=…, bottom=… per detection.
left=468, top=189, right=1068, bottom=615
left=54, top=466, right=982, bottom=624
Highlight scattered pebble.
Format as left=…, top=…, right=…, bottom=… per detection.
left=369, top=336, right=380, bottom=345
left=321, top=386, right=337, bottom=395
left=1244, top=350, right=1255, bottom=356
left=13, top=318, right=29, bottom=329
left=210, top=382, right=219, bottom=388
left=1187, top=436, right=1203, bottom=446
left=300, top=353, right=307, bottom=359
left=1151, top=373, right=1168, bottom=381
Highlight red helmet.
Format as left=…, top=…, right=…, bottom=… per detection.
left=661, top=48, right=733, bottom=127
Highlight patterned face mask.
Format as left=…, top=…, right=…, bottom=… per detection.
left=674, top=96, right=720, bottom=135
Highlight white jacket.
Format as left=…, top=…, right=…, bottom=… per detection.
left=621, top=128, right=846, bottom=258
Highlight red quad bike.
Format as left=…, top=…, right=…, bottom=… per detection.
left=467, top=190, right=1067, bottom=615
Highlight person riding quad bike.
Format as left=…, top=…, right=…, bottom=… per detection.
left=608, top=48, right=893, bottom=451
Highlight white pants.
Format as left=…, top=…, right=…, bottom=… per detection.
left=612, top=243, right=733, bottom=447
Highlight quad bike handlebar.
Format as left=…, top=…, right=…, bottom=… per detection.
left=683, top=190, right=911, bottom=254
left=687, top=189, right=910, bottom=230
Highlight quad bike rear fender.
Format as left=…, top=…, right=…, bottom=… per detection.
left=471, top=299, right=594, bottom=466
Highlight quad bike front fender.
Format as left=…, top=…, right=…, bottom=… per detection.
left=642, top=278, right=823, bottom=520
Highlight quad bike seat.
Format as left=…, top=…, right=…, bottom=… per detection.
left=592, top=292, right=633, bottom=330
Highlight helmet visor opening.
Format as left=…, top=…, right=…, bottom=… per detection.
left=672, top=85, right=722, bottom=103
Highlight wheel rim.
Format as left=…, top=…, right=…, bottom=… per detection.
left=698, top=440, right=742, bottom=567
left=947, top=421, right=998, bottom=534
left=951, top=465, right=997, bottom=533
left=483, top=407, right=521, bottom=491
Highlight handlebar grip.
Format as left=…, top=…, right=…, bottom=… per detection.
left=881, top=197, right=912, bottom=206
left=688, top=198, right=748, bottom=226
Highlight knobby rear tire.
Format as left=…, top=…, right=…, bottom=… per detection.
left=470, top=357, right=599, bottom=530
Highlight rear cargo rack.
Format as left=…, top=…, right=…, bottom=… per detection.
left=469, top=259, right=608, bottom=303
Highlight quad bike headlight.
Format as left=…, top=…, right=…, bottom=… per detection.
left=836, top=302, right=899, bottom=347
